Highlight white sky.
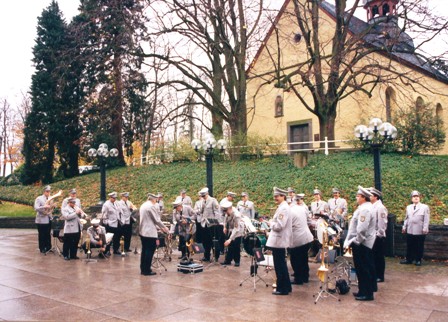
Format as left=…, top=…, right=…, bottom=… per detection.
left=0, top=0, right=447, bottom=108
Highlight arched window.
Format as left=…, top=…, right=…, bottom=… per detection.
left=372, top=5, right=379, bottom=17
left=383, top=3, right=390, bottom=15
left=416, top=97, right=424, bottom=113
left=274, top=94, right=284, bottom=117
left=385, top=87, right=395, bottom=122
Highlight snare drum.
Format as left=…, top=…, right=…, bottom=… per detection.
left=243, top=233, right=267, bottom=256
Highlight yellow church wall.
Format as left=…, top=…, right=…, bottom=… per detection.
left=246, top=0, right=448, bottom=154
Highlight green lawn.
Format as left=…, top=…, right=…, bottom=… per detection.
left=0, top=152, right=447, bottom=223
left=0, top=201, right=35, bottom=217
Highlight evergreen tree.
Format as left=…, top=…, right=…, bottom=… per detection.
left=22, top=1, right=67, bottom=184
left=75, top=0, right=148, bottom=165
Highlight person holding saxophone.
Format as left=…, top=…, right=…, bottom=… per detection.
left=170, top=198, right=197, bottom=260
left=61, top=198, right=83, bottom=260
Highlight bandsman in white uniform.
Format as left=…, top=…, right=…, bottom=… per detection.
left=289, top=194, right=314, bottom=285
left=197, top=187, right=222, bottom=262
left=401, top=191, right=430, bottom=266
left=344, top=186, right=376, bottom=301
left=221, top=200, right=244, bottom=266
left=117, top=192, right=137, bottom=252
left=139, top=193, right=169, bottom=276
left=61, top=198, right=82, bottom=260
left=34, top=185, right=53, bottom=253
left=368, top=187, right=388, bottom=282
left=82, top=218, right=110, bottom=258
left=101, top=192, right=122, bottom=255
left=328, top=188, right=348, bottom=227
left=237, top=192, right=256, bottom=219
left=179, top=189, right=193, bottom=206
left=170, top=198, right=197, bottom=259
left=267, top=187, right=293, bottom=296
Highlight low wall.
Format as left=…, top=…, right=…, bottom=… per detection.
left=392, top=224, right=448, bottom=260
left=0, top=217, right=36, bottom=229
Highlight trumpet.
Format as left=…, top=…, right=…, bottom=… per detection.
left=317, top=230, right=329, bottom=283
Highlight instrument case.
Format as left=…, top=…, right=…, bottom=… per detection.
left=177, top=263, right=204, bottom=274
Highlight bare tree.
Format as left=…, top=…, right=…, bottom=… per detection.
left=249, top=0, right=448, bottom=144
left=141, top=0, right=271, bottom=148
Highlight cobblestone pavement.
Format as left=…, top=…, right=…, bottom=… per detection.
left=0, top=229, right=447, bottom=321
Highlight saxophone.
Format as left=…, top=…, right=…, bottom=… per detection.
left=185, top=222, right=195, bottom=255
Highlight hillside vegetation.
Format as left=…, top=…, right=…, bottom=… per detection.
left=0, top=153, right=447, bottom=223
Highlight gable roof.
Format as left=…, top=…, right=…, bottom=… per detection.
left=248, top=0, right=448, bottom=84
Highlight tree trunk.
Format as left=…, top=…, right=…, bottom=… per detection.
left=111, top=55, right=125, bottom=166
left=318, top=112, right=336, bottom=149
left=211, top=113, right=224, bottom=137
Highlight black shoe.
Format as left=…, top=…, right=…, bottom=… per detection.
left=291, top=280, right=303, bottom=285
left=141, top=271, right=157, bottom=276
left=113, top=251, right=121, bottom=255
left=125, top=249, right=132, bottom=252
left=415, top=261, right=422, bottom=266
left=178, top=255, right=185, bottom=259
left=352, top=292, right=359, bottom=297
left=272, top=291, right=289, bottom=296
left=400, top=260, right=412, bottom=265
left=64, top=257, right=70, bottom=261
left=234, top=262, right=240, bottom=267
left=355, top=295, right=374, bottom=301
left=71, top=256, right=80, bottom=260
left=220, top=262, right=231, bottom=266
left=201, top=257, right=210, bottom=262
left=377, top=278, right=384, bottom=283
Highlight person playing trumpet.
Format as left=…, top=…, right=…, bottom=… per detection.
left=221, top=200, right=244, bottom=267
left=117, top=192, right=137, bottom=252
left=237, top=192, right=255, bottom=220
left=328, top=188, right=348, bottom=228
left=61, top=198, right=83, bottom=260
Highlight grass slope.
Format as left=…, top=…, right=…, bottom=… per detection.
left=0, top=201, right=34, bottom=217
left=0, top=152, right=447, bottom=223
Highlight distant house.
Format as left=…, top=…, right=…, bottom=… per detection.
left=246, top=0, right=448, bottom=154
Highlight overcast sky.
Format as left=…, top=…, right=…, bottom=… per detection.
left=0, top=0, right=447, bottom=108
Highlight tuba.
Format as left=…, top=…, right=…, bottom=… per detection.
left=45, top=190, right=63, bottom=217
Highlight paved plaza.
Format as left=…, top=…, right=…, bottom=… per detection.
left=0, top=229, right=447, bottom=321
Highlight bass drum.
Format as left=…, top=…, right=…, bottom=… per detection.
left=243, top=233, right=267, bottom=256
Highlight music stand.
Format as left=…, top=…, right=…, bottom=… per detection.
left=45, top=216, right=62, bottom=256
left=239, top=236, right=269, bottom=291
left=204, top=219, right=221, bottom=269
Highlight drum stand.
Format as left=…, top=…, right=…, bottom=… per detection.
left=239, top=255, right=269, bottom=292
left=152, top=245, right=167, bottom=274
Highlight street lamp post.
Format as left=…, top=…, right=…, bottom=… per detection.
left=191, top=133, right=227, bottom=197
left=354, top=118, right=397, bottom=191
left=88, top=144, right=119, bottom=204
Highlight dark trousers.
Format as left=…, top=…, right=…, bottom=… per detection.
left=140, top=236, right=157, bottom=274
left=203, top=225, right=222, bottom=260
left=122, top=224, right=132, bottom=251
left=225, top=236, right=242, bottom=264
left=352, top=243, right=375, bottom=297
left=272, top=248, right=292, bottom=294
left=289, top=242, right=311, bottom=283
left=37, top=223, right=51, bottom=252
left=81, top=242, right=110, bottom=254
left=106, top=225, right=122, bottom=252
left=406, top=234, right=426, bottom=262
left=373, top=237, right=386, bottom=280
left=63, top=232, right=80, bottom=259
left=178, top=235, right=188, bottom=257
